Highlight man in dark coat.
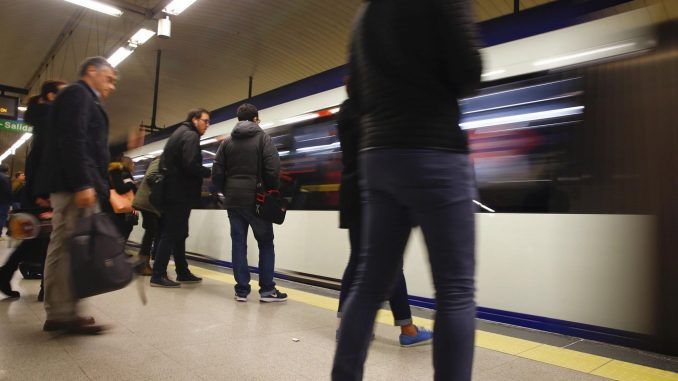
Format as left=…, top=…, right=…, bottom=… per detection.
left=41, top=56, right=117, bottom=334
left=150, top=108, right=211, bottom=287
left=211, top=104, right=287, bottom=302
left=332, top=1, right=482, bottom=380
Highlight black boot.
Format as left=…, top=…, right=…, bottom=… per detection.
left=37, top=286, right=44, bottom=302
left=0, top=267, right=19, bottom=298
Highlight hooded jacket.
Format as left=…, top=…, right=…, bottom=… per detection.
left=211, top=121, right=280, bottom=210
left=160, top=122, right=211, bottom=207
left=350, top=0, right=482, bottom=152
left=132, top=157, right=161, bottom=216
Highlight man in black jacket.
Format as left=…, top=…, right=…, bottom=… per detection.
left=41, top=56, right=117, bottom=334
left=150, top=108, right=211, bottom=288
left=212, top=104, right=287, bottom=302
left=332, top=1, right=482, bottom=380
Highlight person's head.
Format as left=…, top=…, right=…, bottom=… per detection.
left=77, top=56, right=117, bottom=100
left=14, top=172, right=25, bottom=182
left=236, top=104, right=260, bottom=123
left=121, top=156, right=134, bottom=173
left=40, top=80, right=66, bottom=103
left=0, top=165, right=8, bottom=174
left=185, top=108, right=210, bottom=136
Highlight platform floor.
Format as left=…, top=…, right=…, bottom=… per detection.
left=1, top=244, right=677, bottom=381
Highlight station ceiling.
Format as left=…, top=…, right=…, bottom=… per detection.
left=0, top=0, right=676, bottom=173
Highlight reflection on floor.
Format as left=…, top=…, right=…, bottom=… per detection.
left=0, top=245, right=676, bottom=381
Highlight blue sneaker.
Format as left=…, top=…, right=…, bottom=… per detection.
left=399, top=326, right=433, bottom=347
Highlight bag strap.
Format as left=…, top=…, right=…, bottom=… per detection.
left=256, top=132, right=265, bottom=190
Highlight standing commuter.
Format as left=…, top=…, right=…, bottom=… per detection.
left=0, top=80, right=65, bottom=300
left=332, top=1, right=482, bottom=380
left=42, top=56, right=118, bottom=334
left=211, top=104, right=287, bottom=302
left=150, top=109, right=211, bottom=287
left=132, top=157, right=162, bottom=276
left=0, top=165, right=11, bottom=240
left=336, top=92, right=433, bottom=346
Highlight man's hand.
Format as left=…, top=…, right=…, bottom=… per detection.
left=75, top=188, right=97, bottom=208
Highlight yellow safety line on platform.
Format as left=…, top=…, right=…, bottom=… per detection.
left=186, top=265, right=678, bottom=381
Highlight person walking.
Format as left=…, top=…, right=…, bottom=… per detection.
left=211, top=104, right=287, bottom=302
left=41, top=56, right=118, bottom=334
left=150, top=109, right=211, bottom=287
left=332, top=1, right=482, bottom=380
left=336, top=92, right=433, bottom=347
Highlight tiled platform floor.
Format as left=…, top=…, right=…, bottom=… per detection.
left=1, top=246, right=676, bottom=381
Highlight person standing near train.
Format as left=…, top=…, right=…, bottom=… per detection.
left=332, top=0, right=482, bottom=380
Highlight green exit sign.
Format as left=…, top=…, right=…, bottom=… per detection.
left=0, top=118, right=33, bottom=133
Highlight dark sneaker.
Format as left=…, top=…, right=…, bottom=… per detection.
left=0, top=281, right=19, bottom=298
left=260, top=289, right=288, bottom=303
left=150, top=277, right=181, bottom=288
left=176, top=273, right=202, bottom=283
left=234, top=293, right=248, bottom=302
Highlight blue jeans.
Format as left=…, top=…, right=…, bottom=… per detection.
left=332, top=150, right=477, bottom=381
left=338, top=223, right=412, bottom=326
left=227, top=208, right=276, bottom=296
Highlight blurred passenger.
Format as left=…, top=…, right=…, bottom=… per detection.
left=150, top=108, right=211, bottom=287
left=336, top=89, right=432, bottom=346
left=11, top=171, right=26, bottom=210
left=0, top=80, right=65, bottom=300
left=132, top=157, right=162, bottom=276
left=41, top=56, right=118, bottom=334
left=212, top=104, right=287, bottom=302
left=0, top=165, right=10, bottom=240
left=108, top=154, right=138, bottom=240
left=332, top=1, right=482, bottom=380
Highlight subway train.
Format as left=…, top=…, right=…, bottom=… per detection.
left=127, top=8, right=675, bottom=349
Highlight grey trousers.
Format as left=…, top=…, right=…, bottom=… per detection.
left=43, top=192, right=95, bottom=321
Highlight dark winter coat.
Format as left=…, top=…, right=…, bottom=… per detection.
left=160, top=122, right=211, bottom=207
left=337, top=98, right=361, bottom=229
left=23, top=102, right=51, bottom=200
left=0, top=173, right=11, bottom=204
left=42, top=80, right=111, bottom=200
left=211, top=121, right=280, bottom=210
left=108, top=162, right=136, bottom=195
left=350, top=0, right=482, bottom=152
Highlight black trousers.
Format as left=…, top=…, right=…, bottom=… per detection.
left=0, top=237, right=49, bottom=285
left=152, top=205, right=191, bottom=278
left=139, top=211, right=160, bottom=259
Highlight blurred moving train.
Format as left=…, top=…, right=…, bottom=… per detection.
left=127, top=7, right=677, bottom=350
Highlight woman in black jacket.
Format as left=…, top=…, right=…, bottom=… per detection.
left=0, top=80, right=64, bottom=300
left=108, top=154, right=138, bottom=240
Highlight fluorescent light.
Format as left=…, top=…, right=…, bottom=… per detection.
left=296, top=141, right=340, bottom=153
left=200, top=138, right=217, bottom=146
left=202, top=150, right=216, bottom=156
left=0, top=133, right=33, bottom=164
left=534, top=43, right=636, bottom=66
left=130, top=28, right=155, bottom=46
left=163, top=0, right=197, bottom=15
left=18, top=106, right=27, bottom=112
left=107, top=46, right=134, bottom=68
left=63, top=0, right=123, bottom=17
left=278, top=150, right=290, bottom=156
left=459, top=106, right=584, bottom=130
left=279, top=113, right=319, bottom=125
left=481, top=69, right=506, bottom=78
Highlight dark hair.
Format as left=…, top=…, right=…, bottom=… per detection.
left=185, top=108, right=210, bottom=123
left=77, top=56, right=114, bottom=77
left=237, top=103, right=258, bottom=121
left=14, top=171, right=24, bottom=178
left=40, top=80, right=66, bottom=101
left=0, top=165, right=8, bottom=174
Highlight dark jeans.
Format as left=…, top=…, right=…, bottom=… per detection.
left=338, top=224, right=412, bottom=326
left=152, top=205, right=191, bottom=279
left=0, top=238, right=48, bottom=284
left=333, top=150, right=476, bottom=381
left=227, top=208, right=276, bottom=296
left=0, top=203, right=9, bottom=236
left=139, top=211, right=160, bottom=259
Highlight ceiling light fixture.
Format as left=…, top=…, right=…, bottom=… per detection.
left=163, top=0, right=198, bottom=15
left=130, top=28, right=156, bottom=46
left=63, top=0, right=123, bottom=17
left=533, top=42, right=636, bottom=66
left=107, top=46, right=134, bottom=68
